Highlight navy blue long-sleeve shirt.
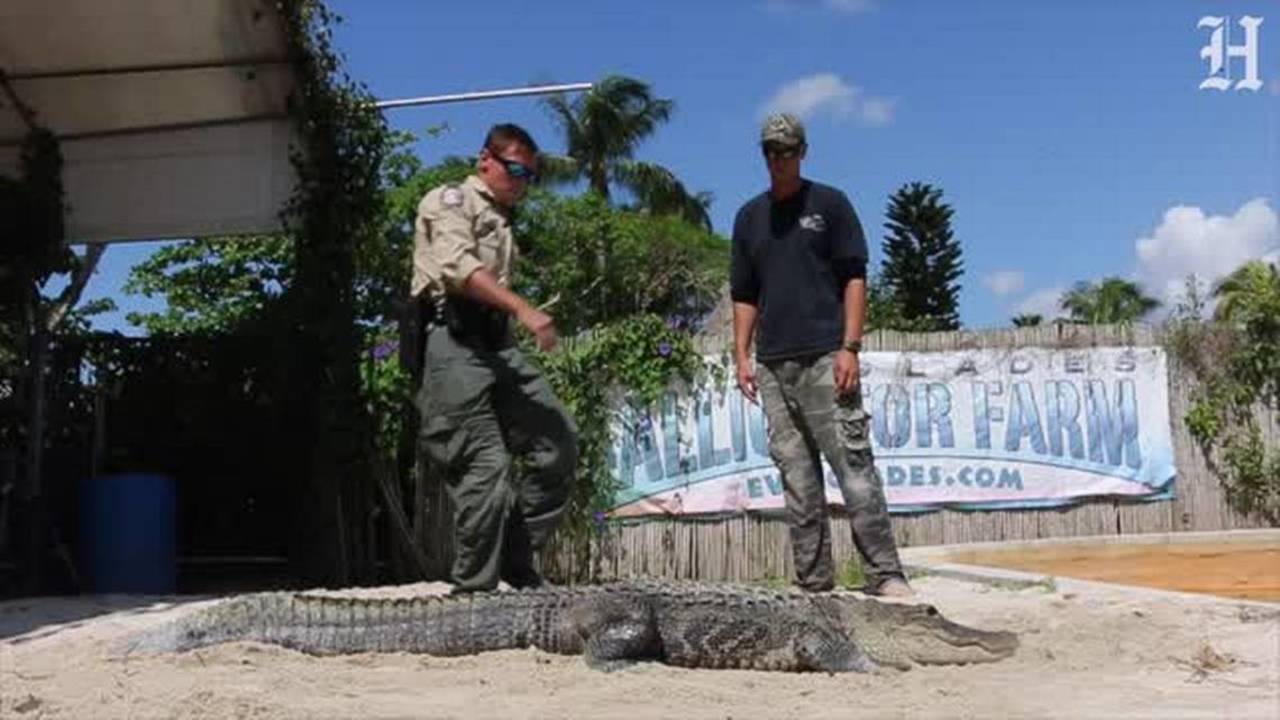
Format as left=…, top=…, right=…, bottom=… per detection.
left=730, top=180, right=868, bottom=361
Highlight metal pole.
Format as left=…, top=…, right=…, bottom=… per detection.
left=373, top=82, right=592, bottom=110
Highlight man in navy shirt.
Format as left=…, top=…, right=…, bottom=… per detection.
left=731, top=113, right=912, bottom=596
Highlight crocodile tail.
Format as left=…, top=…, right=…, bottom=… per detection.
left=124, top=588, right=566, bottom=657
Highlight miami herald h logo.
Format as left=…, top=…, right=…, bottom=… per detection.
left=1198, top=16, right=1264, bottom=92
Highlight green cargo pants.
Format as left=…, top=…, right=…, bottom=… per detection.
left=757, top=351, right=904, bottom=592
left=416, top=326, right=578, bottom=592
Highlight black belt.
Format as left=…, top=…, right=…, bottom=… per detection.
left=440, top=295, right=509, bottom=347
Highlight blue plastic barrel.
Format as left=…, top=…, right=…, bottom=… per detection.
left=79, top=473, right=176, bottom=594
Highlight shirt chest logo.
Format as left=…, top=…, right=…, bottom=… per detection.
left=799, top=214, right=826, bottom=232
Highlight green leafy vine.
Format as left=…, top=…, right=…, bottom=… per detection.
left=532, top=314, right=722, bottom=578
left=1166, top=272, right=1280, bottom=524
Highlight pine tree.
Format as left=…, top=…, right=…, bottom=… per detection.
left=880, top=182, right=964, bottom=330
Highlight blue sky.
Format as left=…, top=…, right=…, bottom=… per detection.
left=78, top=0, right=1279, bottom=333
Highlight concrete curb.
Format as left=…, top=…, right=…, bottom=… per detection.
left=904, top=562, right=1056, bottom=591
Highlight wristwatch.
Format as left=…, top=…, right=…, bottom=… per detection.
left=842, top=339, right=862, bottom=353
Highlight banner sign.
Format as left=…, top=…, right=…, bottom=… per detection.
left=606, top=347, right=1175, bottom=517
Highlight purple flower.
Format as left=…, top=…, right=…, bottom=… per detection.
left=371, top=340, right=397, bottom=361
left=657, top=341, right=673, bottom=358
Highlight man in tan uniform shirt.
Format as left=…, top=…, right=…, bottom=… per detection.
left=411, top=123, right=577, bottom=593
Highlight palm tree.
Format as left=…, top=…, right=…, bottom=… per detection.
left=1059, top=277, right=1160, bottom=324
left=1011, top=313, right=1043, bottom=327
left=540, top=75, right=711, bottom=229
left=1212, top=260, right=1280, bottom=325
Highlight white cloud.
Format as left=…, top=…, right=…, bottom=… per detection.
left=858, top=97, right=896, bottom=127
left=1134, top=198, right=1279, bottom=305
left=983, top=270, right=1026, bottom=298
left=1003, top=199, right=1277, bottom=325
left=763, top=74, right=854, bottom=118
left=761, top=73, right=895, bottom=126
left=1013, top=287, right=1065, bottom=320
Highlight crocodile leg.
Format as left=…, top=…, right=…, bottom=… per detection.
left=582, top=619, right=661, bottom=672
left=795, top=626, right=880, bottom=674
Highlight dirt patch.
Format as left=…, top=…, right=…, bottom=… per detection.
left=948, top=540, right=1280, bottom=601
left=2, top=577, right=1277, bottom=719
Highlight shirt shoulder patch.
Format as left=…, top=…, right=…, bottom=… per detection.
left=440, top=186, right=464, bottom=207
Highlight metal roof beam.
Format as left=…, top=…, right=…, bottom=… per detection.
left=374, top=82, right=593, bottom=109
left=0, top=113, right=289, bottom=147
left=0, top=70, right=38, bottom=131
left=5, top=56, right=291, bottom=81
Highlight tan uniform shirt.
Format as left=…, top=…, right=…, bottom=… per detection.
left=411, top=174, right=517, bottom=301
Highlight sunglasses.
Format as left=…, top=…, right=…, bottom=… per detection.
left=762, top=144, right=803, bottom=161
left=486, top=147, right=539, bottom=183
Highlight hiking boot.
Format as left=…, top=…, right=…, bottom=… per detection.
left=501, top=565, right=546, bottom=590
left=796, top=580, right=835, bottom=593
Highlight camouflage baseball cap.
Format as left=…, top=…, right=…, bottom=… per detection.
left=761, top=113, right=806, bottom=147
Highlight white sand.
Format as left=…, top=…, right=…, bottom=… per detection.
left=2, top=576, right=1277, bottom=719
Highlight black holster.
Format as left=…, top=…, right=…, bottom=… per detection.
left=443, top=295, right=511, bottom=351
left=399, top=295, right=431, bottom=382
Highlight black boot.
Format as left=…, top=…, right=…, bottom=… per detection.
left=500, top=515, right=546, bottom=589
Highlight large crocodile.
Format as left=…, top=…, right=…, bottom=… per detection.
left=127, top=580, right=1018, bottom=673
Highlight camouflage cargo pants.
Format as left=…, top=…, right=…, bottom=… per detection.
left=758, top=351, right=904, bottom=592
left=416, top=327, right=578, bottom=592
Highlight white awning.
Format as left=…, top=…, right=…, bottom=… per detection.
left=0, top=0, right=297, bottom=243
